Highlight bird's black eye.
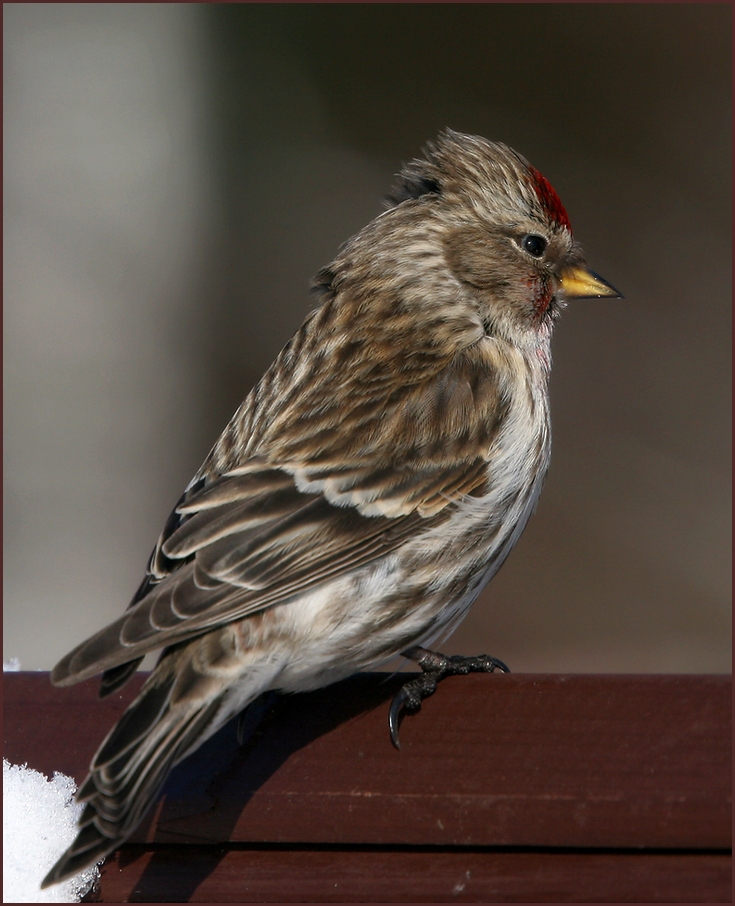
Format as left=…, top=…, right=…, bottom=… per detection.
left=521, top=234, right=547, bottom=258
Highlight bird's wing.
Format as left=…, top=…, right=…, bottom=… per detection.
left=51, top=457, right=491, bottom=686
left=52, top=316, right=508, bottom=688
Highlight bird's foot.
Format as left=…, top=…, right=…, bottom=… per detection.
left=389, top=646, right=510, bottom=749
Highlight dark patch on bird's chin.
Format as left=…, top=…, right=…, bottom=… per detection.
left=542, top=292, right=565, bottom=323
left=531, top=275, right=555, bottom=320
left=385, top=173, right=442, bottom=207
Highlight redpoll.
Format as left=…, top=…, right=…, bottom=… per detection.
left=42, top=130, right=620, bottom=888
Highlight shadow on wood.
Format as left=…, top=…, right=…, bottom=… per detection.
left=4, top=671, right=731, bottom=902
left=121, top=672, right=408, bottom=900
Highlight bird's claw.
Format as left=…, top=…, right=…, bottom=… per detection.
left=388, top=688, right=406, bottom=749
left=389, top=647, right=510, bottom=749
left=389, top=672, right=438, bottom=749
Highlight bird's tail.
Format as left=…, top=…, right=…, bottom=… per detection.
left=40, top=662, right=230, bottom=889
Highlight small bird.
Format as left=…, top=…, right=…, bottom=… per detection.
left=42, top=130, right=620, bottom=888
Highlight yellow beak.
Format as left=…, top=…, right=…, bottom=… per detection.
left=559, top=265, right=623, bottom=300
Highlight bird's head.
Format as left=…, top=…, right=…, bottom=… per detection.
left=385, top=129, right=621, bottom=346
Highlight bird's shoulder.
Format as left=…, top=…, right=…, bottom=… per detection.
left=207, top=293, right=521, bottom=470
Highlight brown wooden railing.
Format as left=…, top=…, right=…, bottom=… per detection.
left=4, top=671, right=730, bottom=902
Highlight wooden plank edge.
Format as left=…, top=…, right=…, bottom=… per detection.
left=89, top=845, right=732, bottom=903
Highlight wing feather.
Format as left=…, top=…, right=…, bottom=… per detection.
left=54, top=332, right=511, bottom=690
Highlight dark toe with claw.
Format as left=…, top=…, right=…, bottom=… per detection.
left=444, top=653, right=511, bottom=675
left=389, top=672, right=438, bottom=749
left=388, top=648, right=510, bottom=748
left=389, top=688, right=408, bottom=749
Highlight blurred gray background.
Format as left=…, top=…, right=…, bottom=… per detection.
left=4, top=4, right=731, bottom=673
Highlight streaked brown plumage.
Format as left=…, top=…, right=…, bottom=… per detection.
left=42, top=130, right=620, bottom=888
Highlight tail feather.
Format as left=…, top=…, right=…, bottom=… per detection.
left=63, top=822, right=109, bottom=860
left=42, top=835, right=113, bottom=889
left=93, top=670, right=175, bottom=769
left=75, top=773, right=98, bottom=803
left=40, top=667, right=227, bottom=890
